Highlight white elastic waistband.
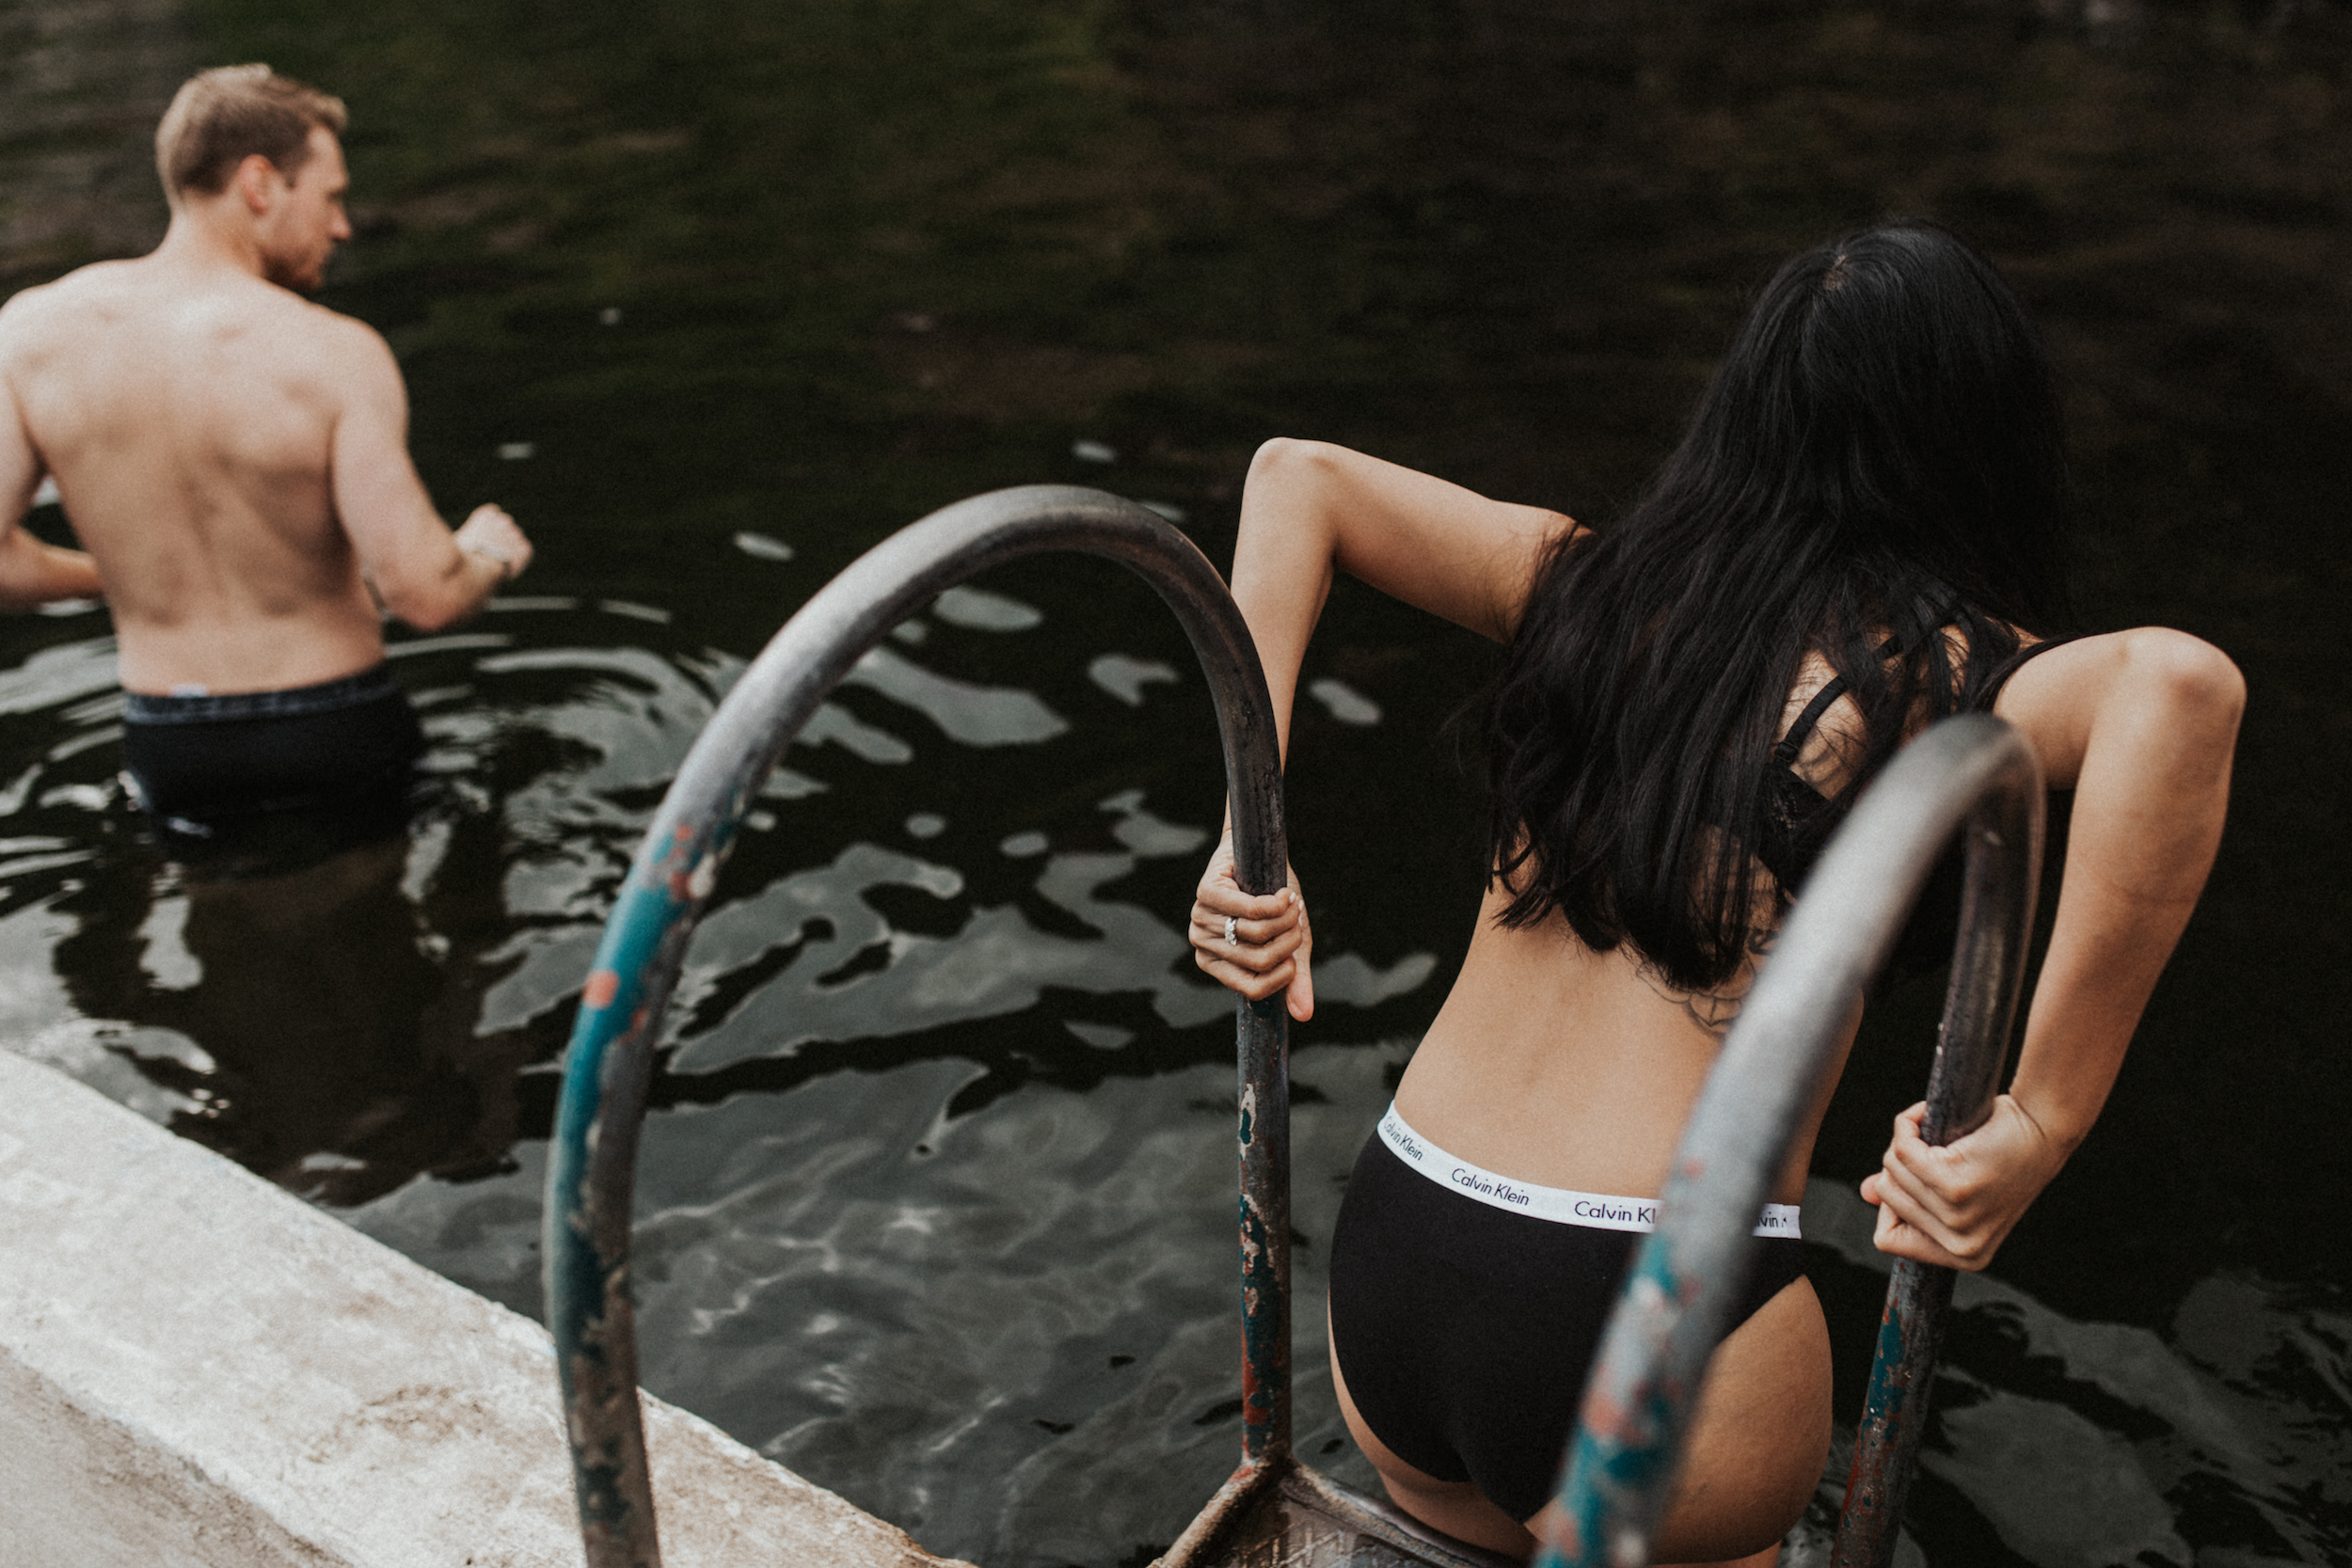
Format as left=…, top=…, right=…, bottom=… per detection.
left=1377, top=1104, right=1801, bottom=1239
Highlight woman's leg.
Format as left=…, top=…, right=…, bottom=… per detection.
left=1332, top=1279, right=1828, bottom=1566
left=1329, top=1313, right=1538, bottom=1559
left=1652, top=1276, right=1830, bottom=1562
left=1524, top=1277, right=1830, bottom=1566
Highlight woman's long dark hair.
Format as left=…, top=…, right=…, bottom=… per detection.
left=1486, top=220, right=2073, bottom=992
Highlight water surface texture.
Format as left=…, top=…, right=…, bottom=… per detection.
left=2, top=3, right=2347, bottom=1565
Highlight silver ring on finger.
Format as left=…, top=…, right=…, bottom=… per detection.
left=1223, top=915, right=1239, bottom=945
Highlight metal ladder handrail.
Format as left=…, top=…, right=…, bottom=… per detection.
left=1538, top=713, right=2045, bottom=1568
left=540, top=485, right=1295, bottom=1567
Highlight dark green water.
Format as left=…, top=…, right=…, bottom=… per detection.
left=1, top=2, right=2346, bottom=1563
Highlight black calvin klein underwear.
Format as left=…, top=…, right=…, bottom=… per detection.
left=1327, top=1104, right=1808, bottom=1524
left=120, top=664, right=423, bottom=832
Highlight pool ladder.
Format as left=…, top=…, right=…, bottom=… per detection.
left=540, top=485, right=2043, bottom=1568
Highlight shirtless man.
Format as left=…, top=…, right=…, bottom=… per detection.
left=0, top=64, right=532, bottom=829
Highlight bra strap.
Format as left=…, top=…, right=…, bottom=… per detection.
left=1779, top=619, right=2060, bottom=764
left=1973, top=635, right=2079, bottom=709
left=1773, top=674, right=1852, bottom=766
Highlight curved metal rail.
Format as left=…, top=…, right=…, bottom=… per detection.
left=1537, top=713, right=2045, bottom=1568
left=541, top=485, right=1293, bottom=1568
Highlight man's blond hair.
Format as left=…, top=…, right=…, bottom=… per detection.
left=155, top=65, right=347, bottom=199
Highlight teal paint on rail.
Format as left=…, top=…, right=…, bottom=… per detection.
left=1540, top=1242, right=1691, bottom=1568
left=547, top=877, right=683, bottom=1322
left=1861, top=1309, right=1913, bottom=1425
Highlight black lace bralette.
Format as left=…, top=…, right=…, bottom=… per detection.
left=1756, top=635, right=2074, bottom=974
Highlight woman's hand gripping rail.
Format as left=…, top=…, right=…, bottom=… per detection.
left=1193, top=835, right=1313, bottom=1019
left=1863, top=626, right=2246, bottom=1269
left=1184, top=437, right=1573, bottom=1023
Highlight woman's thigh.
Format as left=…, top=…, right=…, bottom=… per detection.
left=1328, top=1310, right=1540, bottom=1559
left=1527, top=1276, right=1832, bottom=1565
left=1333, top=1279, right=1830, bottom=1566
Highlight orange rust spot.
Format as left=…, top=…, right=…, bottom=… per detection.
left=1582, top=1388, right=1631, bottom=1435
left=583, top=970, right=620, bottom=1008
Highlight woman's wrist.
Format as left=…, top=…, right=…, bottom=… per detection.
left=2000, top=1086, right=2092, bottom=1161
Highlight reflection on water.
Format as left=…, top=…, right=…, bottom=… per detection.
left=5, top=0, right=2351, bottom=1564
left=63, top=818, right=514, bottom=1202
left=0, top=0, right=181, bottom=274
left=6, top=571, right=2343, bottom=1568
left=0, top=584, right=1439, bottom=1562
left=1796, top=1182, right=2350, bottom=1568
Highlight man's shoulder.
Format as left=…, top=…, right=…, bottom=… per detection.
left=304, top=309, right=404, bottom=412
left=8, top=262, right=383, bottom=346
left=21, top=256, right=163, bottom=304
left=0, top=260, right=137, bottom=341
left=193, top=285, right=395, bottom=398
left=278, top=292, right=392, bottom=368
left=270, top=285, right=376, bottom=341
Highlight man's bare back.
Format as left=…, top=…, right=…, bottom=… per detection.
left=0, top=106, right=531, bottom=699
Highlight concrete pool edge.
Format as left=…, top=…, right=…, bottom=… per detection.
left=0, top=1046, right=966, bottom=1568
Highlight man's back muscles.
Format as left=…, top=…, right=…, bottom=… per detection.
left=1, top=259, right=393, bottom=692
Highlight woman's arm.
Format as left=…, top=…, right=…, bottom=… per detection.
left=1189, top=439, right=1573, bottom=1019
left=1863, top=626, right=2245, bottom=1267
left=1228, top=437, right=1570, bottom=759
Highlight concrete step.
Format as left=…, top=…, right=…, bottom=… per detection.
left=0, top=1046, right=969, bottom=1568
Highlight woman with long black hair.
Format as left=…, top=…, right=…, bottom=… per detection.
left=1187, top=221, right=2242, bottom=1566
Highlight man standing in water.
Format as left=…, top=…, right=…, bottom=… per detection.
left=0, top=65, right=532, bottom=831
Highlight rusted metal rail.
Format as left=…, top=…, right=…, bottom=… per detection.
left=1536, top=713, right=2045, bottom=1568
left=541, top=486, right=1295, bottom=1567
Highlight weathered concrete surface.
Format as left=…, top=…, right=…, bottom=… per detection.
left=0, top=1048, right=967, bottom=1568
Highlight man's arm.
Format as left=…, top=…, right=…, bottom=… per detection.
left=327, top=321, right=531, bottom=629
left=0, top=355, right=104, bottom=610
